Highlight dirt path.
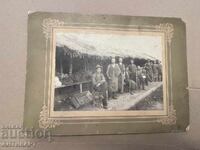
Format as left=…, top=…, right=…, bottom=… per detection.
left=81, top=82, right=163, bottom=111
left=108, top=82, right=163, bottom=110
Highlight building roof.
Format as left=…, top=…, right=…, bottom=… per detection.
left=56, top=34, right=157, bottom=60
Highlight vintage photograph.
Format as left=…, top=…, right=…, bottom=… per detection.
left=24, top=13, right=188, bottom=134
left=53, top=29, right=164, bottom=112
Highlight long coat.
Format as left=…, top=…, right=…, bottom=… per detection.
left=152, top=64, right=159, bottom=74
left=128, top=64, right=137, bottom=82
left=118, top=63, right=125, bottom=92
left=144, top=63, right=153, bottom=82
left=158, top=64, right=162, bottom=74
left=106, top=64, right=121, bottom=92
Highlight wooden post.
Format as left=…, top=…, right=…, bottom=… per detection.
left=60, top=55, right=63, bottom=74
left=84, top=56, right=87, bottom=71
left=80, top=83, right=83, bottom=93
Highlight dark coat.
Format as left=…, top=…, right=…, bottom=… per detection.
left=128, top=64, right=137, bottom=81
left=118, top=63, right=125, bottom=92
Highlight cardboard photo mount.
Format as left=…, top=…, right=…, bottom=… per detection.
left=24, top=12, right=189, bottom=135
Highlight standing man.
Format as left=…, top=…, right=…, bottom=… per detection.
left=144, top=60, right=153, bottom=82
left=152, top=60, right=159, bottom=82
left=136, top=66, right=145, bottom=90
left=92, top=65, right=108, bottom=109
left=124, top=67, right=137, bottom=94
left=118, top=57, right=125, bottom=93
left=128, top=59, right=137, bottom=83
left=158, top=60, right=162, bottom=81
left=106, top=57, right=121, bottom=99
left=142, top=66, right=148, bottom=86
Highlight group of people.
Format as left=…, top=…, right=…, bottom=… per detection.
left=92, top=57, right=162, bottom=109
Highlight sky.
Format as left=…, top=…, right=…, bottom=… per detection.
left=56, top=31, right=163, bottom=60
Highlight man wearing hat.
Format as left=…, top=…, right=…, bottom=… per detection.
left=124, top=67, right=137, bottom=94
left=128, top=59, right=137, bottom=83
left=92, top=64, right=108, bottom=109
left=106, top=57, right=121, bottom=99
left=152, top=60, right=159, bottom=82
left=144, top=60, right=153, bottom=82
left=157, top=60, right=162, bottom=81
left=118, top=57, right=125, bottom=93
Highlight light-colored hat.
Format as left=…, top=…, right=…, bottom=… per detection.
left=96, top=64, right=102, bottom=69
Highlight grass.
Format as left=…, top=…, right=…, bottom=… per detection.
left=129, top=86, right=163, bottom=110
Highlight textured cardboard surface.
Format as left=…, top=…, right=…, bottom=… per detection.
left=0, top=0, right=200, bottom=149
left=24, top=13, right=189, bottom=135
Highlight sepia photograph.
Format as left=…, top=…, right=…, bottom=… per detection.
left=53, top=28, right=164, bottom=112
left=24, top=13, right=189, bottom=135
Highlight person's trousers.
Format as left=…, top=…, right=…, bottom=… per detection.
left=137, top=78, right=145, bottom=90
left=94, top=82, right=108, bottom=107
left=118, top=74, right=124, bottom=93
left=158, top=73, right=162, bottom=81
